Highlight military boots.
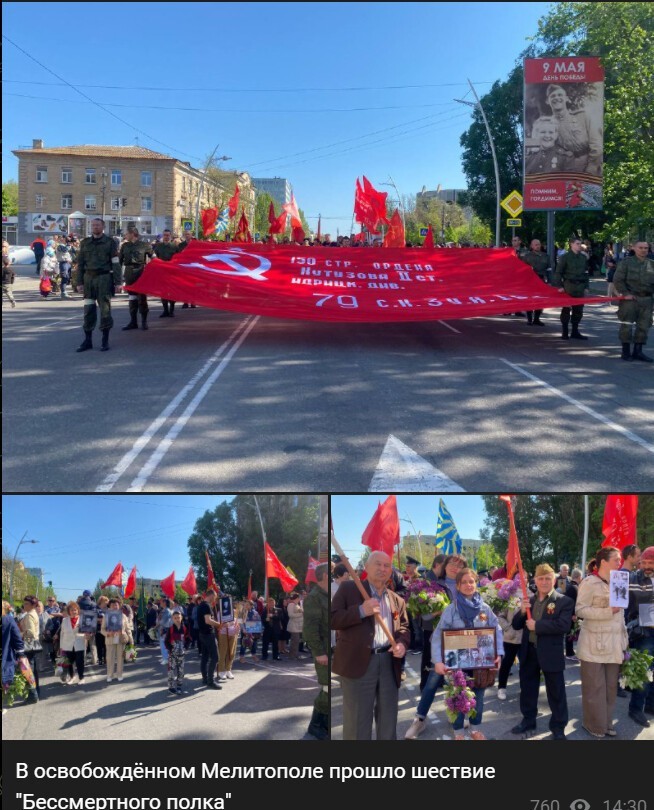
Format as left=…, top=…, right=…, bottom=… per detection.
left=76, top=331, right=93, bottom=352
left=632, top=344, right=653, bottom=362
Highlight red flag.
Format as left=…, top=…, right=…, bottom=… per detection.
left=354, top=178, right=380, bottom=234
left=362, top=176, right=390, bottom=225
left=123, top=566, right=137, bottom=599
left=383, top=209, right=405, bottom=248
left=602, top=495, right=638, bottom=551
left=361, top=495, right=400, bottom=558
left=205, top=550, right=219, bottom=593
left=160, top=571, right=176, bottom=600
left=200, top=207, right=218, bottom=237
left=316, top=216, right=321, bottom=242
left=227, top=184, right=240, bottom=219
left=305, top=556, right=320, bottom=584
left=292, top=226, right=305, bottom=243
left=500, top=495, right=531, bottom=618
left=234, top=209, right=252, bottom=242
left=282, top=194, right=302, bottom=229
left=247, top=572, right=253, bottom=601
left=267, top=201, right=278, bottom=228
left=101, top=562, right=124, bottom=589
left=424, top=224, right=435, bottom=249
left=265, top=542, right=299, bottom=592
left=180, top=566, right=197, bottom=596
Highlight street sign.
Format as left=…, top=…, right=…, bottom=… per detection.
left=507, top=218, right=522, bottom=227
left=419, top=228, right=429, bottom=237
left=182, top=219, right=193, bottom=231
left=500, top=190, right=523, bottom=217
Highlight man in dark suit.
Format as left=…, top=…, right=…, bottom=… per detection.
left=511, top=563, right=573, bottom=740
left=332, top=551, right=410, bottom=740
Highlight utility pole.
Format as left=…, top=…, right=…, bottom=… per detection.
left=455, top=79, right=502, bottom=247
left=382, top=176, right=405, bottom=230
left=10, top=534, right=39, bottom=605
left=194, top=147, right=231, bottom=238
left=252, top=496, right=269, bottom=603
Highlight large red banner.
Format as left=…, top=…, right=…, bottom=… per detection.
left=128, top=244, right=606, bottom=323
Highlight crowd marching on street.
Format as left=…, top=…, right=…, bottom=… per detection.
left=3, top=225, right=653, bottom=360
left=2, top=565, right=330, bottom=740
left=331, top=543, right=654, bottom=741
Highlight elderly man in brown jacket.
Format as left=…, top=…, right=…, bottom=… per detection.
left=332, top=551, right=410, bottom=740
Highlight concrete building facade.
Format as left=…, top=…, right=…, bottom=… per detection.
left=252, top=176, right=293, bottom=208
left=12, top=140, right=254, bottom=243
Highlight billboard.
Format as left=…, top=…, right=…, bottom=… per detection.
left=523, top=57, right=604, bottom=210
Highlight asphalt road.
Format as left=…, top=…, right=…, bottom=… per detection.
left=4, top=266, right=653, bottom=492
left=330, top=651, right=654, bottom=741
left=2, top=643, right=320, bottom=741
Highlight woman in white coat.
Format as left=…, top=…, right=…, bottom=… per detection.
left=287, top=593, right=304, bottom=659
left=59, top=601, right=91, bottom=685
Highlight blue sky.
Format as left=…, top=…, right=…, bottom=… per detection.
left=331, top=495, right=487, bottom=564
left=2, top=2, right=551, bottom=235
left=2, top=495, right=235, bottom=599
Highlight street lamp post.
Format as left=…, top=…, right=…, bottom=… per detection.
left=194, top=147, right=231, bottom=238
left=455, top=78, right=502, bottom=247
left=9, top=534, right=39, bottom=605
left=381, top=176, right=406, bottom=230
left=399, top=517, right=423, bottom=566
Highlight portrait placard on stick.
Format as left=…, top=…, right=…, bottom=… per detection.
left=220, top=596, right=234, bottom=623
left=609, top=569, right=629, bottom=609
left=79, top=610, right=97, bottom=635
left=441, top=627, right=497, bottom=670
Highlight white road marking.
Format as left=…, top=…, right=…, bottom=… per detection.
left=95, top=315, right=255, bottom=492
left=127, top=316, right=260, bottom=491
left=369, top=434, right=466, bottom=492
left=248, top=661, right=318, bottom=681
left=439, top=321, right=461, bottom=334
left=500, top=358, right=654, bottom=454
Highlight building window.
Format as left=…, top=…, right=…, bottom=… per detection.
left=111, top=169, right=122, bottom=186
left=84, top=195, right=97, bottom=211
left=140, top=220, right=153, bottom=235
left=141, top=197, right=152, bottom=212
left=85, top=168, right=97, bottom=184
left=61, top=194, right=73, bottom=210
left=61, top=167, right=72, bottom=183
left=36, top=166, right=48, bottom=183
left=141, top=171, right=152, bottom=187
left=35, top=194, right=44, bottom=208
left=110, top=196, right=121, bottom=211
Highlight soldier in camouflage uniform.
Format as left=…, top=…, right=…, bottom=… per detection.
left=75, top=218, right=121, bottom=352
left=614, top=241, right=654, bottom=362
left=521, top=238, right=551, bottom=325
left=153, top=229, right=179, bottom=317
left=554, top=237, right=589, bottom=340
left=120, top=226, right=154, bottom=331
left=302, top=562, right=329, bottom=740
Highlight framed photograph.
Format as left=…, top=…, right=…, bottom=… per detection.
left=639, top=603, right=654, bottom=628
left=244, top=619, right=262, bottom=635
left=105, top=609, right=123, bottom=633
left=441, top=627, right=497, bottom=669
left=79, top=610, right=97, bottom=635
left=220, top=596, right=234, bottom=623
left=609, top=569, right=629, bottom=608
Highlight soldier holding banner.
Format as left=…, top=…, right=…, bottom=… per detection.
left=554, top=237, right=590, bottom=340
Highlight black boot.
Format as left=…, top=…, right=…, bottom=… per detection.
left=306, top=708, right=329, bottom=740
left=527, top=311, right=533, bottom=325
left=123, top=300, right=138, bottom=330
left=76, top=331, right=93, bottom=352
left=141, top=314, right=148, bottom=330
left=169, top=302, right=175, bottom=317
left=571, top=326, right=588, bottom=340
left=122, top=319, right=138, bottom=330
left=100, top=329, right=110, bottom=352
left=632, top=344, right=653, bottom=362
left=621, top=343, right=633, bottom=361
left=561, top=322, right=569, bottom=340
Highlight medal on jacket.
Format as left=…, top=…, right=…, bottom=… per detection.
left=547, top=602, right=556, bottom=614
left=392, top=610, right=399, bottom=621
left=478, top=612, right=488, bottom=623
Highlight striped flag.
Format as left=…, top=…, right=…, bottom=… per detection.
left=214, top=207, right=230, bottom=235
left=434, top=498, right=461, bottom=554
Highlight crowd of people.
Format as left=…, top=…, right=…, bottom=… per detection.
left=2, top=568, right=330, bottom=739
left=4, top=223, right=652, bottom=361
left=331, top=543, right=654, bottom=740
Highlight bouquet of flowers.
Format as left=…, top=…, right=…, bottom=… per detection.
left=479, top=577, right=522, bottom=613
left=55, top=654, right=71, bottom=679
left=2, top=670, right=31, bottom=707
left=443, top=669, right=477, bottom=724
left=124, top=644, right=138, bottom=663
left=405, top=580, right=450, bottom=618
left=619, top=648, right=654, bottom=691
left=567, top=617, right=582, bottom=642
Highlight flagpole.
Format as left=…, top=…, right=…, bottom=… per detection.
left=581, top=495, right=590, bottom=575
left=502, top=497, right=532, bottom=620
left=331, top=531, right=397, bottom=648
left=253, top=495, right=268, bottom=603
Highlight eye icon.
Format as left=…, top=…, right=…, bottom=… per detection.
left=570, top=801, right=590, bottom=810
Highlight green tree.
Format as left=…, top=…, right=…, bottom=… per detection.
left=2, top=180, right=18, bottom=216
left=474, top=543, right=504, bottom=572
left=254, top=191, right=275, bottom=239
left=174, top=585, right=189, bottom=605
left=187, top=502, right=241, bottom=595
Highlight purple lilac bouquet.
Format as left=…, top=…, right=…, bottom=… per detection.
left=479, top=576, right=521, bottom=613
left=405, top=579, right=451, bottom=618
left=443, top=669, right=477, bottom=723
